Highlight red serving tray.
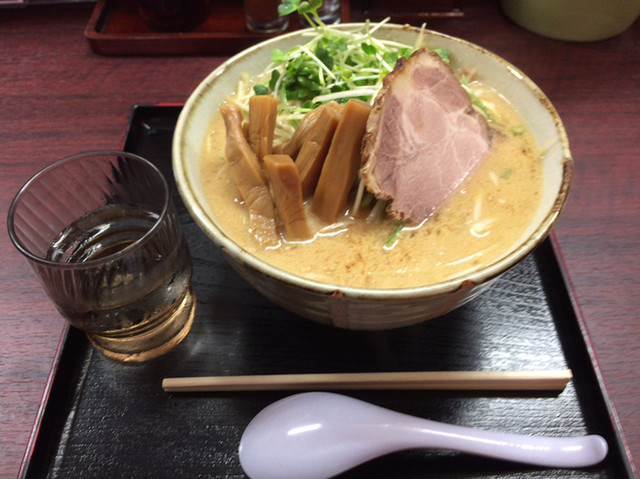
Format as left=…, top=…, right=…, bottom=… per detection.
left=84, top=0, right=463, bottom=56
left=84, top=0, right=349, bottom=56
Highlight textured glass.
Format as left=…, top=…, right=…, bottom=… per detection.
left=8, top=151, right=195, bottom=361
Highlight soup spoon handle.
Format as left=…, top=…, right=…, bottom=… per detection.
left=391, top=414, right=608, bottom=468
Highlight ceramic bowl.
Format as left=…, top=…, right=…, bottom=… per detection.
left=500, top=0, right=640, bottom=42
left=172, top=24, right=572, bottom=330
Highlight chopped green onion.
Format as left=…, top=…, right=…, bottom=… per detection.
left=433, top=48, right=451, bottom=63
left=500, top=169, right=513, bottom=179
left=385, top=221, right=404, bottom=245
left=460, top=74, right=493, bottom=122
left=511, top=125, right=526, bottom=136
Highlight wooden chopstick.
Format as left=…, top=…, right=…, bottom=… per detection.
left=162, top=369, right=572, bottom=393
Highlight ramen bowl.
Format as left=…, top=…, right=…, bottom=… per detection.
left=172, top=24, right=572, bottom=330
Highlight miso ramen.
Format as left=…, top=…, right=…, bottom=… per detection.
left=199, top=83, right=543, bottom=289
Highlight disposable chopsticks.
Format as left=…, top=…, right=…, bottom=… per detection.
left=162, top=369, right=572, bottom=393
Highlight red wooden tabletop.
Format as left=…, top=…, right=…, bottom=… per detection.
left=1, top=2, right=638, bottom=477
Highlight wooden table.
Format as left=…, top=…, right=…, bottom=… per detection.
left=1, top=2, right=638, bottom=477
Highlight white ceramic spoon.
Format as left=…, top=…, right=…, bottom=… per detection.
left=239, top=392, right=607, bottom=479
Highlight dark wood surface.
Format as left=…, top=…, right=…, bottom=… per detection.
left=0, top=2, right=638, bottom=477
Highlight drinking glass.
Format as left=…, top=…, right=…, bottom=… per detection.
left=300, top=0, right=342, bottom=25
left=244, top=0, right=289, bottom=33
left=7, top=151, right=195, bottom=362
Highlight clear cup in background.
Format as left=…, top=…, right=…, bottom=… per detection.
left=7, top=151, right=196, bottom=362
left=300, top=0, right=342, bottom=25
left=244, top=0, right=289, bottom=33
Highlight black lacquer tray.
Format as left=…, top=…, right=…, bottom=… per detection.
left=19, top=105, right=633, bottom=478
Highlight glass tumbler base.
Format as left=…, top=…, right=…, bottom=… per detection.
left=87, top=287, right=196, bottom=362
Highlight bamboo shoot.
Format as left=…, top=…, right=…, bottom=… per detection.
left=220, top=103, right=278, bottom=245
left=282, top=101, right=344, bottom=158
left=295, top=106, right=342, bottom=197
left=312, top=99, right=371, bottom=223
left=248, top=95, right=278, bottom=161
left=264, top=154, right=312, bottom=241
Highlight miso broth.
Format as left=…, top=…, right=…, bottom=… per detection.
left=199, top=86, right=542, bottom=289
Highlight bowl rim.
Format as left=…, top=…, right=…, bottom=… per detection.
left=172, top=23, right=572, bottom=300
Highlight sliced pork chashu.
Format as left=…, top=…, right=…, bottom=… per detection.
left=361, top=49, right=492, bottom=223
